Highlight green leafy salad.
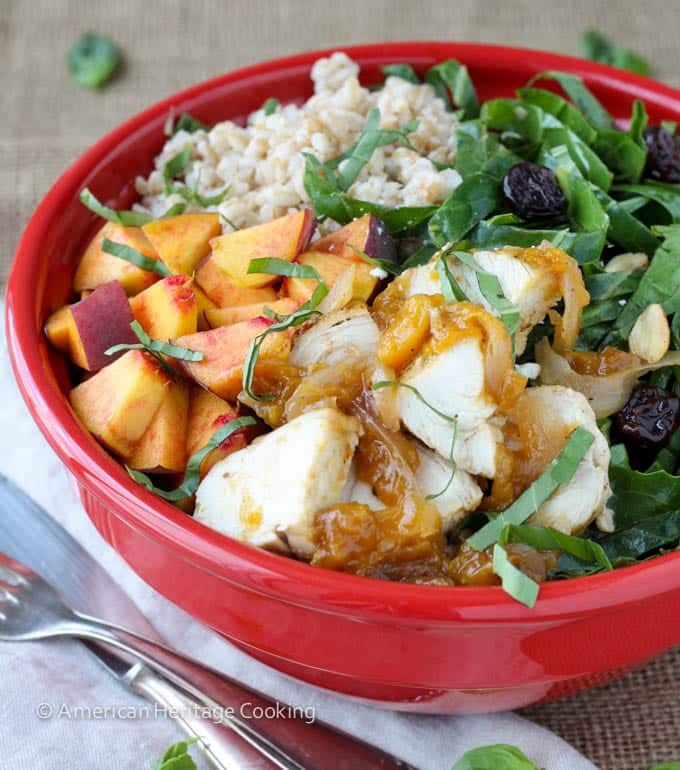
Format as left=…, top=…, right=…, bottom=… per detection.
left=297, top=57, right=680, bottom=605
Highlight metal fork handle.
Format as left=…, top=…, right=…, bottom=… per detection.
left=59, top=615, right=417, bottom=770
left=128, top=663, right=277, bottom=769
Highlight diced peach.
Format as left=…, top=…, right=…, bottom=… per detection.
left=199, top=209, right=314, bottom=290
left=174, top=317, right=291, bottom=401
left=45, top=282, right=137, bottom=371
left=74, top=222, right=162, bottom=296
left=44, top=306, right=74, bottom=355
left=129, top=275, right=198, bottom=339
left=313, top=214, right=397, bottom=263
left=69, top=349, right=171, bottom=458
left=186, top=388, right=248, bottom=478
left=283, top=250, right=378, bottom=305
left=142, top=213, right=221, bottom=275
left=128, top=381, right=190, bottom=473
left=205, top=298, right=298, bottom=328
left=80, top=290, right=94, bottom=300
left=192, top=284, right=217, bottom=330
left=194, top=255, right=279, bottom=308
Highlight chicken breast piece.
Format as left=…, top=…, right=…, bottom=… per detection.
left=289, top=306, right=379, bottom=368
left=519, top=386, right=612, bottom=534
left=398, top=335, right=500, bottom=477
left=414, top=442, right=483, bottom=532
left=394, top=247, right=571, bottom=354
left=194, top=407, right=361, bottom=558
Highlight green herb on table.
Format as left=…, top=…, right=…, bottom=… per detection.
left=101, top=238, right=172, bottom=277
left=66, top=32, right=121, bottom=90
left=452, top=743, right=539, bottom=769
left=79, top=188, right=153, bottom=227
left=467, top=427, right=595, bottom=551
left=128, top=417, right=256, bottom=503
left=581, top=30, right=652, bottom=77
left=154, top=738, right=199, bottom=770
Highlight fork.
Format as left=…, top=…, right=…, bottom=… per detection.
left=0, top=553, right=416, bottom=770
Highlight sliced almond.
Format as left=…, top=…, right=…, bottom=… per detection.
left=604, top=252, right=649, bottom=273
left=628, top=303, right=670, bottom=363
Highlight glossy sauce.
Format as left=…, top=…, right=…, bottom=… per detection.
left=565, top=347, right=638, bottom=377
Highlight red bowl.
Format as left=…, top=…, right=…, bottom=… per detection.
left=8, top=42, right=680, bottom=714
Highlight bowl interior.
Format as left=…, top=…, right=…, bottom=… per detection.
left=9, top=42, right=680, bottom=617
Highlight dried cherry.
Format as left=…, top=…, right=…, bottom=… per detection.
left=644, top=126, right=680, bottom=183
left=502, top=162, right=567, bottom=221
left=613, top=384, right=680, bottom=462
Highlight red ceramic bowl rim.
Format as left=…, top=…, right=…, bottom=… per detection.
left=7, top=41, right=680, bottom=623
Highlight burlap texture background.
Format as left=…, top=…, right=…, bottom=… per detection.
left=3, top=2, right=680, bottom=767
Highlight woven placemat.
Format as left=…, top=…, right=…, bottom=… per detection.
left=4, top=2, right=680, bottom=767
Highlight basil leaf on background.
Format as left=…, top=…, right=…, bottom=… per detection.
left=452, top=744, right=538, bottom=770
left=66, top=32, right=121, bottom=90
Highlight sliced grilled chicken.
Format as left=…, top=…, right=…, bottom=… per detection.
left=195, top=407, right=361, bottom=557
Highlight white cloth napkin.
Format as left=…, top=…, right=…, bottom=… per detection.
left=0, top=322, right=598, bottom=770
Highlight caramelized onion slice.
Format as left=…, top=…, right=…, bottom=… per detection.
left=536, top=338, right=680, bottom=418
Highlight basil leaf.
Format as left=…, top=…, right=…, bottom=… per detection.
left=594, top=128, right=647, bottom=183
left=331, top=108, right=418, bottom=191
left=371, top=381, right=458, bottom=500
left=242, top=259, right=329, bottom=401
left=425, top=59, right=480, bottom=120
left=452, top=251, right=520, bottom=339
left=163, top=147, right=192, bottom=193
left=101, top=238, right=172, bottom=277
left=499, top=523, right=612, bottom=571
left=581, top=30, right=652, bottom=77
left=262, top=98, right=280, bottom=115
left=347, top=245, right=401, bottom=276
left=66, top=32, right=120, bottom=90
left=162, top=202, right=188, bottom=217
left=609, top=443, right=680, bottom=527
left=452, top=744, right=538, bottom=770
left=429, top=173, right=501, bottom=247
left=517, top=87, right=597, bottom=144
left=155, top=739, right=199, bottom=770
left=628, top=99, right=648, bottom=144
left=468, top=427, right=595, bottom=551
left=465, top=220, right=604, bottom=264
left=528, top=71, right=614, bottom=131
left=128, top=416, right=256, bottom=503
left=614, top=182, right=680, bottom=223
left=601, top=196, right=659, bottom=255
left=173, top=113, right=209, bottom=134
left=382, top=63, right=420, bottom=84
left=437, top=254, right=468, bottom=302
left=302, top=153, right=435, bottom=233
left=613, top=225, right=680, bottom=336
left=581, top=298, right=623, bottom=328
left=105, top=321, right=204, bottom=362
left=79, top=188, right=153, bottom=226
left=481, top=98, right=544, bottom=144
left=585, top=269, right=644, bottom=301
left=492, top=544, right=540, bottom=607
left=598, top=510, right=680, bottom=565
left=454, top=120, right=521, bottom=179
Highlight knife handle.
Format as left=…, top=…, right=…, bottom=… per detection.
left=128, top=663, right=277, bottom=770
left=64, top=614, right=416, bottom=770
